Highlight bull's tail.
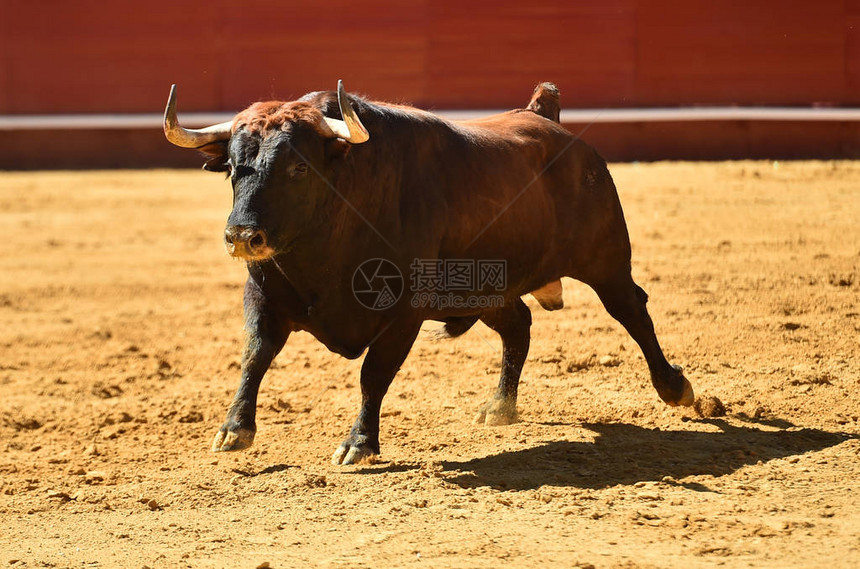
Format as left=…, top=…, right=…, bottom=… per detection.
left=526, top=82, right=565, bottom=311
left=526, top=82, right=561, bottom=123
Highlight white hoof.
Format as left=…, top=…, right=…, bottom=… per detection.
left=475, top=398, right=518, bottom=426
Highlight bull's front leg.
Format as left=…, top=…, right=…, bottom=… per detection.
left=212, top=278, right=289, bottom=452
left=332, top=321, right=421, bottom=465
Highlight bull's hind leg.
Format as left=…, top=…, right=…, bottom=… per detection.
left=475, top=298, right=532, bottom=426
left=332, top=321, right=421, bottom=465
left=588, top=268, right=694, bottom=406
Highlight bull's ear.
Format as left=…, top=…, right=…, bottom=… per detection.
left=325, top=137, right=351, bottom=160
left=198, top=141, right=230, bottom=172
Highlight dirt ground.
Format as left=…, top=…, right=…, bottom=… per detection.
left=0, top=161, right=858, bottom=568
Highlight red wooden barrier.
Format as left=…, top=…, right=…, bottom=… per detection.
left=2, top=0, right=858, bottom=113
left=1, top=0, right=858, bottom=166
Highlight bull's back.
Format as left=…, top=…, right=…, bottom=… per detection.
left=442, top=111, right=629, bottom=289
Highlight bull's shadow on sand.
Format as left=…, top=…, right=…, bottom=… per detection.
left=432, top=419, right=855, bottom=491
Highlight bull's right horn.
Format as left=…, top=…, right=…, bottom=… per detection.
left=163, top=85, right=233, bottom=148
left=322, top=80, right=370, bottom=144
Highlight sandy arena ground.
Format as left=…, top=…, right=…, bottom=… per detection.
left=0, top=161, right=858, bottom=568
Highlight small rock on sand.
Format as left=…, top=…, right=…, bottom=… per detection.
left=694, top=396, right=726, bottom=418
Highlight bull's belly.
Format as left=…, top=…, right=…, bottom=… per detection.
left=275, top=251, right=567, bottom=356
left=411, top=273, right=558, bottom=319
left=297, top=321, right=371, bottom=359
left=291, top=301, right=414, bottom=359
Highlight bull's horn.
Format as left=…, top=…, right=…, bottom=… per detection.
left=322, top=80, right=370, bottom=144
left=163, top=84, right=233, bottom=148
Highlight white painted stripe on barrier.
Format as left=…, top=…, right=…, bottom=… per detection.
left=560, top=107, right=860, bottom=123
left=1, top=107, right=859, bottom=130
left=0, top=113, right=231, bottom=130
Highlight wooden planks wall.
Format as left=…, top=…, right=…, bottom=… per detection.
left=1, top=0, right=858, bottom=166
left=2, top=0, right=858, bottom=113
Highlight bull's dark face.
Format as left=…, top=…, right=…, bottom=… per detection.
left=164, top=85, right=367, bottom=260
left=222, top=122, right=348, bottom=261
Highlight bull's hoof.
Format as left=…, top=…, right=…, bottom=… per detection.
left=474, top=397, right=518, bottom=426
left=331, top=435, right=379, bottom=465
left=212, top=424, right=255, bottom=452
left=659, top=365, right=695, bottom=407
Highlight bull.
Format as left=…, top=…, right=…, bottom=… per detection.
left=163, top=80, right=695, bottom=465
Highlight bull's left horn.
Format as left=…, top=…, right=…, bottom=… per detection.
left=323, top=80, right=370, bottom=144
left=163, top=85, right=234, bottom=148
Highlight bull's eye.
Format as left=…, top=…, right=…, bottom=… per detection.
left=292, top=162, right=309, bottom=177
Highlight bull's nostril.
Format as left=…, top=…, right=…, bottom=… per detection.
left=249, top=232, right=265, bottom=250
left=224, top=225, right=267, bottom=257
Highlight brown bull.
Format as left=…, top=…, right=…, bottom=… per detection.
left=163, top=81, right=694, bottom=465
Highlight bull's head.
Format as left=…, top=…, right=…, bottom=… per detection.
left=163, top=80, right=369, bottom=261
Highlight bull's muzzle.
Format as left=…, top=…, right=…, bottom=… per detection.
left=224, top=225, right=273, bottom=260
